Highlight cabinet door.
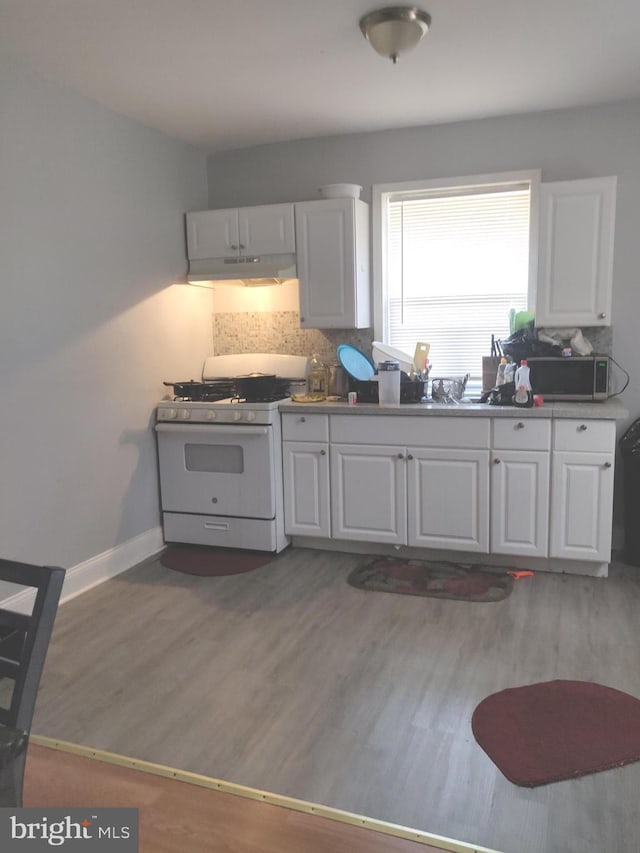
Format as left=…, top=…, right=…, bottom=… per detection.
left=536, top=177, right=616, bottom=326
left=186, top=209, right=239, bottom=259
left=239, top=204, right=295, bottom=255
left=490, top=451, right=549, bottom=557
left=295, top=199, right=370, bottom=329
left=550, top=451, right=615, bottom=561
left=282, top=442, right=330, bottom=537
left=331, top=444, right=406, bottom=544
left=407, top=448, right=490, bottom=552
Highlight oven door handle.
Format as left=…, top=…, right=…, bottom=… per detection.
left=155, top=423, right=269, bottom=437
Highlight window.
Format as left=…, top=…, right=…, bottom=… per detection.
left=373, top=171, right=539, bottom=388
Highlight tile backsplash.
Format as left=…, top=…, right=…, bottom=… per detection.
left=213, top=310, right=374, bottom=364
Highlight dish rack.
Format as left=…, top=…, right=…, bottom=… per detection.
left=430, top=375, right=469, bottom=403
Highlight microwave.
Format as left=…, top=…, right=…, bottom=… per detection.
left=526, top=357, right=610, bottom=401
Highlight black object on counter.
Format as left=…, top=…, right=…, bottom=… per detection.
left=349, top=373, right=427, bottom=404
left=499, top=329, right=562, bottom=363
left=620, top=419, right=640, bottom=566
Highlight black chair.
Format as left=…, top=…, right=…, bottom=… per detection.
left=0, top=559, right=65, bottom=806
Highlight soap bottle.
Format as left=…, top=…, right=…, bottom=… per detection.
left=513, top=359, right=533, bottom=408
left=308, top=353, right=328, bottom=399
left=496, top=357, right=507, bottom=386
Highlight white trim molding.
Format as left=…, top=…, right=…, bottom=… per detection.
left=0, top=527, right=164, bottom=613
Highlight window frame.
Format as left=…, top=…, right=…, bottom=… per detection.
left=371, top=169, right=541, bottom=344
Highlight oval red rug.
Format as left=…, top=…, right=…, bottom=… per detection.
left=160, top=545, right=273, bottom=577
left=472, top=679, right=640, bottom=787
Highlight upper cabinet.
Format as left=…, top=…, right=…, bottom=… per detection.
left=186, top=203, right=295, bottom=259
left=295, top=198, right=371, bottom=329
left=535, top=177, right=617, bottom=327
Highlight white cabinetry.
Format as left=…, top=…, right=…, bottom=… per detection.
left=295, top=198, right=370, bottom=329
left=282, top=415, right=330, bottom=538
left=549, top=420, right=615, bottom=561
left=408, top=448, right=489, bottom=551
left=331, top=444, right=406, bottom=543
left=187, top=203, right=295, bottom=259
left=329, top=415, right=490, bottom=549
left=536, top=177, right=616, bottom=327
left=491, top=419, right=550, bottom=558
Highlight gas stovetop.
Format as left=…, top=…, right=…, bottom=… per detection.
left=158, top=353, right=309, bottom=425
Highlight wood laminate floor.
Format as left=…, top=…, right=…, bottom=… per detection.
left=32, top=547, right=640, bottom=853
left=24, top=743, right=451, bottom=853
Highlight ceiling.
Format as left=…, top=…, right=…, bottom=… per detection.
left=3, top=0, right=640, bottom=153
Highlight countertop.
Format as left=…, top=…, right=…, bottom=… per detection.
left=280, top=398, right=627, bottom=420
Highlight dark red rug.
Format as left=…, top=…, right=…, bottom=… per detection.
left=472, top=680, right=640, bottom=787
left=160, top=545, right=273, bottom=576
left=347, top=558, right=513, bottom=602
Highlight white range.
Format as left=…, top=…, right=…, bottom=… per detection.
left=155, top=353, right=308, bottom=553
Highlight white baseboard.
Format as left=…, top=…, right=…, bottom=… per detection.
left=1, top=526, right=165, bottom=614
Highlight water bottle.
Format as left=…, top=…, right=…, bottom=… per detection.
left=377, top=360, right=401, bottom=406
left=496, top=357, right=507, bottom=386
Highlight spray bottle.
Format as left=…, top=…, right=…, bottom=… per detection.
left=513, top=359, right=533, bottom=408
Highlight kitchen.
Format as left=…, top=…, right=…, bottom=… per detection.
left=2, top=3, right=640, bottom=852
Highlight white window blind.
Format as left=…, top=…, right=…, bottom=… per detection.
left=385, top=185, right=531, bottom=382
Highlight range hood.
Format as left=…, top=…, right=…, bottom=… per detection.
left=187, top=253, right=297, bottom=287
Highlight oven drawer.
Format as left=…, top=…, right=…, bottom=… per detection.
left=163, top=512, right=278, bottom=552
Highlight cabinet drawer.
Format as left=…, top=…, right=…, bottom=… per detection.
left=553, top=419, right=616, bottom=452
left=282, top=413, right=329, bottom=442
left=330, top=415, right=490, bottom=448
left=493, top=419, right=551, bottom=451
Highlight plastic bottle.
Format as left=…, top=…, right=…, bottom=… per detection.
left=513, top=359, right=534, bottom=408
left=496, top=357, right=507, bottom=386
left=504, top=359, right=516, bottom=384
left=308, top=353, right=328, bottom=399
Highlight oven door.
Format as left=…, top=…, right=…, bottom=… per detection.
left=155, top=423, right=275, bottom=519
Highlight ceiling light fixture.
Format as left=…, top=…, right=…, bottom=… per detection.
left=359, top=6, right=431, bottom=64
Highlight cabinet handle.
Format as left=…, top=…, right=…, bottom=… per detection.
left=516, top=422, right=525, bottom=429
left=300, top=316, right=305, bottom=323
left=230, top=243, right=238, bottom=250
left=239, top=243, right=245, bottom=250
left=299, top=416, right=306, bottom=423
left=407, top=454, right=414, bottom=460
left=604, top=461, right=612, bottom=468
left=320, top=449, right=326, bottom=456
left=599, top=312, right=607, bottom=319
left=578, top=424, right=588, bottom=431
left=397, top=453, right=404, bottom=459
left=493, top=458, right=501, bottom=464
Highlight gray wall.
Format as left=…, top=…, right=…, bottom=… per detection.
left=0, top=50, right=213, bottom=575
left=207, top=99, right=640, bottom=429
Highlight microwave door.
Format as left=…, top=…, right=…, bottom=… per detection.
left=528, top=359, right=595, bottom=401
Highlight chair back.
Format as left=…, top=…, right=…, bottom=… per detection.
left=0, top=560, right=65, bottom=733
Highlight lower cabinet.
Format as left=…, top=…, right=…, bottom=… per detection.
left=282, top=441, right=330, bottom=537
left=331, top=444, right=407, bottom=544
left=490, top=451, right=550, bottom=558
left=281, top=412, right=616, bottom=566
left=549, top=420, right=616, bottom=562
left=408, top=448, right=489, bottom=552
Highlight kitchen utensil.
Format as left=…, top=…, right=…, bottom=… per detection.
left=413, top=342, right=431, bottom=373
left=337, top=344, right=376, bottom=381
left=234, top=373, right=289, bottom=401
left=431, top=376, right=469, bottom=403
left=371, top=342, right=414, bottom=374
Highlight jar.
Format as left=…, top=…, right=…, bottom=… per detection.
left=308, top=353, right=328, bottom=399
